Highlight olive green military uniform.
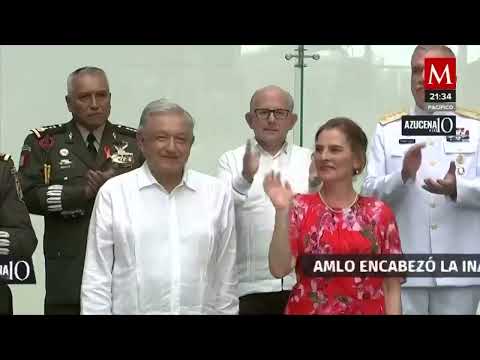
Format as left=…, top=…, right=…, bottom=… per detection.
left=0, top=153, right=38, bottom=315
left=18, top=120, right=142, bottom=315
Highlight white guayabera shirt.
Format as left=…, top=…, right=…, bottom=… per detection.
left=217, top=140, right=312, bottom=297
left=81, top=162, right=238, bottom=315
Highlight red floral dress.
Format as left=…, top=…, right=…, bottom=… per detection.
left=286, top=193, right=402, bottom=315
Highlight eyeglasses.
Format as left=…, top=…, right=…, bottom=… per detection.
left=254, top=108, right=290, bottom=120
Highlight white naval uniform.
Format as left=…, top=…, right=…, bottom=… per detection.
left=362, top=106, right=480, bottom=314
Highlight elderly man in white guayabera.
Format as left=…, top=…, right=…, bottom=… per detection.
left=81, top=99, right=238, bottom=315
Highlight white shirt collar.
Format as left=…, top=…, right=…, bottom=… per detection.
left=253, top=138, right=290, bottom=159
left=137, top=162, right=198, bottom=192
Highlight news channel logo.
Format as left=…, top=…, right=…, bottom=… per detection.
left=424, top=57, right=456, bottom=112
left=401, top=115, right=456, bottom=136
left=0, top=256, right=36, bottom=284
left=401, top=57, right=458, bottom=135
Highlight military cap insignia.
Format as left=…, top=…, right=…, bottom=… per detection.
left=379, top=110, right=408, bottom=126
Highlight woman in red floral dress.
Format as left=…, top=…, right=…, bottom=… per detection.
left=265, top=117, right=403, bottom=315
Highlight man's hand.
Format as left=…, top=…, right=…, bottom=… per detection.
left=84, top=168, right=116, bottom=199
left=242, top=139, right=260, bottom=183
left=0, top=231, right=10, bottom=255
left=422, top=161, right=457, bottom=200
left=401, top=142, right=426, bottom=183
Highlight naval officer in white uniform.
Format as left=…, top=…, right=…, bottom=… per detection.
left=362, top=45, right=480, bottom=314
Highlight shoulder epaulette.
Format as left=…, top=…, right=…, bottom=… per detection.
left=0, top=153, right=11, bottom=162
left=29, top=124, right=66, bottom=139
left=455, top=107, right=480, bottom=120
left=379, top=110, right=408, bottom=126
left=114, top=124, right=137, bottom=136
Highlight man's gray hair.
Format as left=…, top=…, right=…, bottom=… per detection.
left=138, top=99, right=195, bottom=130
left=67, top=66, right=109, bottom=95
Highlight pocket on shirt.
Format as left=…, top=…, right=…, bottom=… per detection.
left=390, top=144, right=410, bottom=157
left=387, top=144, right=409, bottom=173
left=443, top=140, right=476, bottom=155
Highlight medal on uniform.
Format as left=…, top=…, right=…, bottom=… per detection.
left=456, top=154, right=464, bottom=165
left=58, top=159, right=72, bottom=169
left=111, top=141, right=134, bottom=168
left=447, top=128, right=470, bottom=143
left=59, top=148, right=69, bottom=157
left=456, top=154, right=465, bottom=175
left=43, top=163, right=51, bottom=185
left=66, top=131, right=73, bottom=144
left=38, top=135, right=55, bottom=151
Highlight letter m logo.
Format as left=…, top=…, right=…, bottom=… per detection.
left=424, top=57, right=456, bottom=90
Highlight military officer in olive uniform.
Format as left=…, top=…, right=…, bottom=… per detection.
left=18, top=66, right=143, bottom=315
left=1, top=153, right=38, bottom=315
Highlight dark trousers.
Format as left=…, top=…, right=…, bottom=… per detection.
left=239, top=290, right=290, bottom=315
left=44, top=302, right=80, bottom=315
left=0, top=285, right=13, bottom=315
